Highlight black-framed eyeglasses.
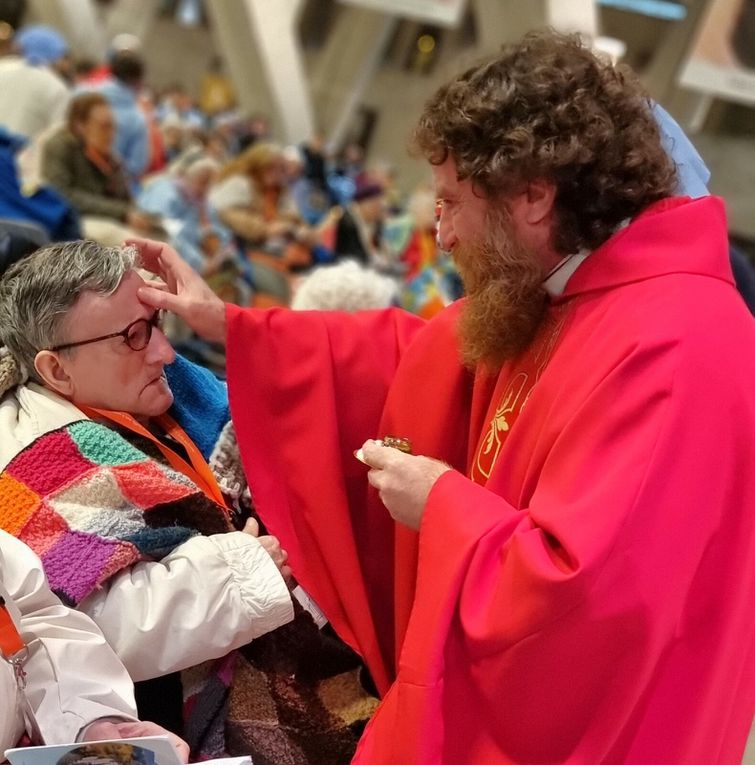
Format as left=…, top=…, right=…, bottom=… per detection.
left=49, top=311, right=164, bottom=353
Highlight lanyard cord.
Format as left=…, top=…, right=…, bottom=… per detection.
left=1, top=596, right=46, bottom=743
left=77, top=406, right=228, bottom=511
left=0, top=596, right=25, bottom=660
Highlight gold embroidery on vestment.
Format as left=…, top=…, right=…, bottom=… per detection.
left=473, top=309, right=569, bottom=481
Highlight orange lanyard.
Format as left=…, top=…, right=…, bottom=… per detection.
left=2, top=595, right=45, bottom=742
left=1, top=594, right=28, bottom=694
left=0, top=597, right=25, bottom=660
left=84, top=145, right=119, bottom=177
left=78, top=406, right=228, bottom=510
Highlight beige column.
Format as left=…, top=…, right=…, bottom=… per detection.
left=309, top=5, right=397, bottom=142
left=546, top=0, right=598, bottom=36
left=472, top=0, right=547, bottom=54
left=241, top=0, right=315, bottom=144
left=27, top=0, right=109, bottom=60
left=639, top=0, right=712, bottom=119
left=326, top=14, right=398, bottom=149
left=206, top=0, right=315, bottom=144
left=203, top=0, right=277, bottom=131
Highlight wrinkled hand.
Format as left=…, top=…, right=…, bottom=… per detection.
left=259, top=534, right=293, bottom=587
left=128, top=237, right=227, bottom=345
left=241, top=517, right=260, bottom=536
left=258, top=534, right=288, bottom=570
left=361, top=440, right=451, bottom=530
left=82, top=719, right=189, bottom=763
left=242, top=518, right=293, bottom=587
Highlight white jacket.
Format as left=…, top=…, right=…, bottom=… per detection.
left=0, top=530, right=138, bottom=756
left=0, top=384, right=294, bottom=681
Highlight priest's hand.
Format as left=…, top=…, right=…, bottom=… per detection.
left=128, top=237, right=227, bottom=345
left=361, top=440, right=451, bottom=530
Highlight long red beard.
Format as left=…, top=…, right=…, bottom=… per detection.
left=454, top=208, right=548, bottom=371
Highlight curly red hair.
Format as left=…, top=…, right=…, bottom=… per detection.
left=413, top=30, right=677, bottom=255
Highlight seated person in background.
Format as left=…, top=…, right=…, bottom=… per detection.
left=209, top=141, right=315, bottom=305
left=157, top=113, right=187, bottom=166
left=0, top=24, right=71, bottom=143
left=168, top=226, right=252, bottom=378
left=382, top=185, right=463, bottom=318
left=138, top=156, right=248, bottom=285
left=40, top=93, right=158, bottom=246
left=138, top=158, right=252, bottom=373
left=0, top=127, right=81, bottom=245
left=391, top=186, right=440, bottom=281
left=0, top=240, right=377, bottom=764
left=138, top=156, right=220, bottom=234
left=87, top=50, right=150, bottom=189
left=196, top=226, right=252, bottom=306
left=0, top=529, right=188, bottom=761
left=332, top=175, right=397, bottom=274
left=0, top=126, right=80, bottom=274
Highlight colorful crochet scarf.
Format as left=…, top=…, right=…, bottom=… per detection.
left=0, top=418, right=230, bottom=606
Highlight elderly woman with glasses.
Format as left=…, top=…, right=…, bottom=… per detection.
left=0, top=240, right=378, bottom=765
left=0, top=241, right=296, bottom=753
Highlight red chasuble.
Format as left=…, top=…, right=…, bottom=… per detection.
left=227, top=196, right=755, bottom=764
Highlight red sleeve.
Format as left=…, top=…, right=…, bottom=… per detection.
left=226, top=304, right=425, bottom=693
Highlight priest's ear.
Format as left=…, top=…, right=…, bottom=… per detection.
left=34, top=350, right=75, bottom=398
left=522, top=179, right=557, bottom=225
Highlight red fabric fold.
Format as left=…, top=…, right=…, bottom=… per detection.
left=227, top=304, right=426, bottom=693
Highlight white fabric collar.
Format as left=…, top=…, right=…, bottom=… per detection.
left=542, top=251, right=589, bottom=297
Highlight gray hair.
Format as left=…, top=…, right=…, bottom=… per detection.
left=291, top=260, right=398, bottom=312
left=0, top=240, right=138, bottom=382
left=184, top=156, right=221, bottom=181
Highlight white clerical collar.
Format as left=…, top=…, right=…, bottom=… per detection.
left=542, top=251, right=589, bottom=297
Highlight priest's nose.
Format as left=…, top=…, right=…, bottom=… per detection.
left=436, top=206, right=457, bottom=252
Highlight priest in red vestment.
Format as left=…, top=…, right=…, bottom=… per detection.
left=134, top=31, right=755, bottom=765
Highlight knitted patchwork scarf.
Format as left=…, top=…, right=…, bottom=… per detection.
left=0, top=419, right=230, bottom=605
left=0, top=355, right=377, bottom=764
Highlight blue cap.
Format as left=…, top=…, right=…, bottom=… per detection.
left=15, top=25, right=69, bottom=66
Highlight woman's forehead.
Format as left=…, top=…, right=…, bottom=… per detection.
left=69, top=270, right=146, bottom=326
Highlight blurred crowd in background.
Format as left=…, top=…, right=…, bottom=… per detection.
left=0, top=21, right=464, bottom=375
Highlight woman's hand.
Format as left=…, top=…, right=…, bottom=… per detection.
left=82, top=719, right=190, bottom=763
left=242, top=518, right=294, bottom=587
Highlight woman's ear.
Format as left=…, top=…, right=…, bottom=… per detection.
left=34, top=350, right=75, bottom=397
